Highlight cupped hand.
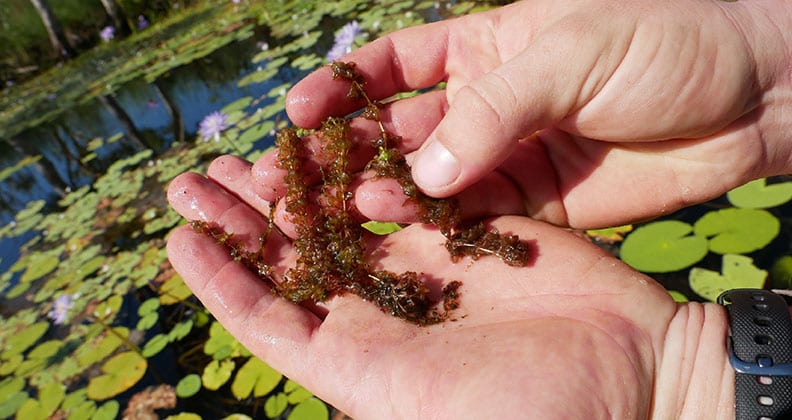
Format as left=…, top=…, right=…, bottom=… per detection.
left=167, top=155, right=732, bottom=419
left=270, top=0, right=792, bottom=228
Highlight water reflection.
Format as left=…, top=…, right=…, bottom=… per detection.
left=0, top=26, right=289, bottom=271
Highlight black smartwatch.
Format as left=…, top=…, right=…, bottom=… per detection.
left=718, top=289, right=792, bottom=420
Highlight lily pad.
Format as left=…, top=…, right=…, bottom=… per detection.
left=86, top=351, right=148, bottom=400
left=287, top=397, right=329, bottom=420
left=168, top=319, right=194, bottom=342
left=689, top=254, right=767, bottom=301
left=159, top=273, right=193, bottom=305
left=176, top=374, right=202, bottom=398
left=2, top=321, right=49, bottom=359
left=265, top=393, right=288, bottom=418
left=231, top=357, right=283, bottom=400
left=585, top=224, right=633, bottom=243
left=771, top=255, right=792, bottom=289
left=693, top=208, right=780, bottom=254
left=620, top=220, right=708, bottom=273
left=202, top=359, right=236, bottom=391
left=20, top=254, right=60, bottom=283
left=727, top=178, right=792, bottom=209
left=142, top=334, right=170, bottom=358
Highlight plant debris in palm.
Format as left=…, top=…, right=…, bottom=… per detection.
left=192, top=61, right=530, bottom=325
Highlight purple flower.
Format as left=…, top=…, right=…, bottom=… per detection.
left=326, top=20, right=361, bottom=61
left=199, top=111, right=228, bottom=142
left=48, top=294, right=75, bottom=325
left=137, top=15, right=149, bottom=30
left=100, top=26, right=115, bottom=41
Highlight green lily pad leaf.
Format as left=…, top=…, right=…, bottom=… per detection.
left=136, top=312, right=159, bottom=331
left=75, top=327, right=128, bottom=367
left=61, top=388, right=87, bottom=410
left=0, top=390, right=27, bottom=418
left=159, top=274, right=193, bottom=305
left=67, top=400, right=97, bottom=419
left=21, top=254, right=60, bottom=283
left=231, top=357, right=283, bottom=400
left=620, top=220, right=708, bottom=273
left=727, top=178, right=792, bottom=209
left=668, top=290, right=689, bottom=302
left=771, top=255, right=792, bottom=289
left=28, top=339, right=63, bottom=359
left=689, top=254, right=768, bottom=301
left=287, top=397, right=329, bottom=420
left=86, top=351, right=148, bottom=400
left=284, top=380, right=313, bottom=404
left=93, top=400, right=120, bottom=420
left=5, top=281, right=31, bottom=299
left=39, top=381, right=66, bottom=416
left=204, top=321, right=248, bottom=359
left=2, top=321, right=49, bottom=359
left=202, top=359, right=236, bottom=391
left=265, top=393, right=288, bottom=418
left=176, top=374, right=202, bottom=398
left=221, top=96, right=254, bottom=114
left=165, top=413, right=202, bottom=420
left=0, top=354, right=22, bottom=375
left=93, top=294, right=123, bottom=321
left=238, top=121, right=275, bottom=145
left=142, top=334, right=170, bottom=358
left=168, top=319, right=194, bottom=342
left=693, top=208, right=780, bottom=254
left=361, top=221, right=403, bottom=235
left=221, top=414, right=252, bottom=420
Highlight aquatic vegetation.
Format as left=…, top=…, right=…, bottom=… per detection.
left=326, top=20, right=363, bottom=61
left=198, top=111, right=229, bottom=142
left=100, top=26, right=116, bottom=42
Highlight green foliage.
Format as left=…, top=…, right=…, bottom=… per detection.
left=86, top=351, right=147, bottom=400
left=620, top=221, right=708, bottom=273
left=727, top=178, right=792, bottom=208
left=770, top=256, right=792, bottom=289
left=202, top=359, right=236, bottom=391
left=693, top=208, right=779, bottom=254
left=231, top=357, right=283, bottom=400
left=361, top=221, right=403, bottom=235
left=689, top=254, right=767, bottom=301
left=176, top=374, right=202, bottom=398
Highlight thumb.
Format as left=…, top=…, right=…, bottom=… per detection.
left=411, top=22, right=620, bottom=197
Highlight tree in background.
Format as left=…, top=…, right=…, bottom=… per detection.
left=28, top=0, right=75, bottom=59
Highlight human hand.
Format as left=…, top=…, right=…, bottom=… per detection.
left=167, top=155, right=734, bottom=419
left=269, top=0, right=792, bottom=228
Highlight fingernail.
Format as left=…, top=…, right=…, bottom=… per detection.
left=413, top=141, right=460, bottom=190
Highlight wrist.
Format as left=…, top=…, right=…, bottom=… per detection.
left=652, top=302, right=734, bottom=419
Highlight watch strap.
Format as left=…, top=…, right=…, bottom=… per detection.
left=718, top=289, right=792, bottom=419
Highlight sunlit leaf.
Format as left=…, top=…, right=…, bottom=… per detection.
left=159, top=273, right=193, bottom=304
left=168, top=319, right=194, bottom=342
left=0, top=390, right=28, bottom=418
left=202, top=360, right=236, bottom=391
left=287, top=397, right=329, bottom=420
left=86, top=351, right=148, bottom=400
left=693, top=208, right=780, bottom=254
left=361, top=221, right=403, bottom=235
left=620, top=221, right=708, bottom=273
left=284, top=380, right=313, bottom=404
left=265, top=393, right=288, bottom=418
left=142, top=333, right=170, bottom=358
left=139, top=297, right=161, bottom=316
left=75, top=327, right=128, bottom=367
left=20, top=254, right=60, bottom=283
left=0, top=353, right=22, bottom=375
left=93, top=294, right=123, bottom=321
left=689, top=254, right=767, bottom=301
left=770, top=255, right=792, bottom=289
left=176, top=374, right=202, bottom=398
left=165, top=413, right=202, bottom=420
left=93, top=400, right=120, bottom=420
left=221, top=414, right=253, bottom=420
left=727, top=178, right=792, bottom=209
left=231, top=357, right=283, bottom=399
left=137, top=312, right=159, bottom=331
left=2, top=321, right=49, bottom=359
left=221, top=96, right=254, bottom=114
left=585, top=225, right=633, bottom=243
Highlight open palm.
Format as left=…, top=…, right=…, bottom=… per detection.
left=167, top=155, right=691, bottom=419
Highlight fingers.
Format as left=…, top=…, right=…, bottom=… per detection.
left=286, top=21, right=452, bottom=127
left=253, top=90, right=447, bottom=201
left=410, top=17, right=625, bottom=197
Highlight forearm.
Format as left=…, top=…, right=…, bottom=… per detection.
left=721, top=0, right=792, bottom=176
left=652, top=302, right=733, bottom=419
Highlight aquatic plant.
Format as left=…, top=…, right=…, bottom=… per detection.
left=198, top=111, right=229, bottom=142
left=326, top=20, right=362, bottom=61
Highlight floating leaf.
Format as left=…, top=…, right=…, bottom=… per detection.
left=202, top=360, right=236, bottom=391
left=689, top=254, right=768, bottom=301
left=231, top=357, right=283, bottom=400
left=136, top=312, right=159, bottom=331
left=93, top=294, right=123, bottom=321
left=74, top=327, right=128, bottom=368
left=165, top=413, right=202, bottom=420
left=5, top=282, right=31, bottom=299
left=693, top=208, right=780, bottom=254
left=287, top=397, right=329, bottom=420
left=168, top=319, right=194, bottom=342
left=176, top=374, right=202, bottom=398
left=727, top=178, right=792, bottom=209
left=361, top=221, right=403, bottom=235
left=0, top=390, right=27, bottom=418
left=159, top=274, right=193, bottom=304
left=221, top=96, right=254, bottom=114
left=770, top=255, right=792, bottom=289
left=284, top=380, right=313, bottom=404
left=20, top=254, right=60, bottom=283
left=265, top=393, right=288, bottom=418
left=204, top=321, right=249, bottom=359
left=2, top=321, right=49, bottom=359
left=86, top=351, right=147, bottom=400
left=142, top=334, right=170, bottom=358
left=620, top=220, right=708, bottom=273
left=585, top=224, right=633, bottom=243
left=668, top=290, right=689, bottom=302
left=222, top=414, right=252, bottom=420
left=93, top=400, right=120, bottom=420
